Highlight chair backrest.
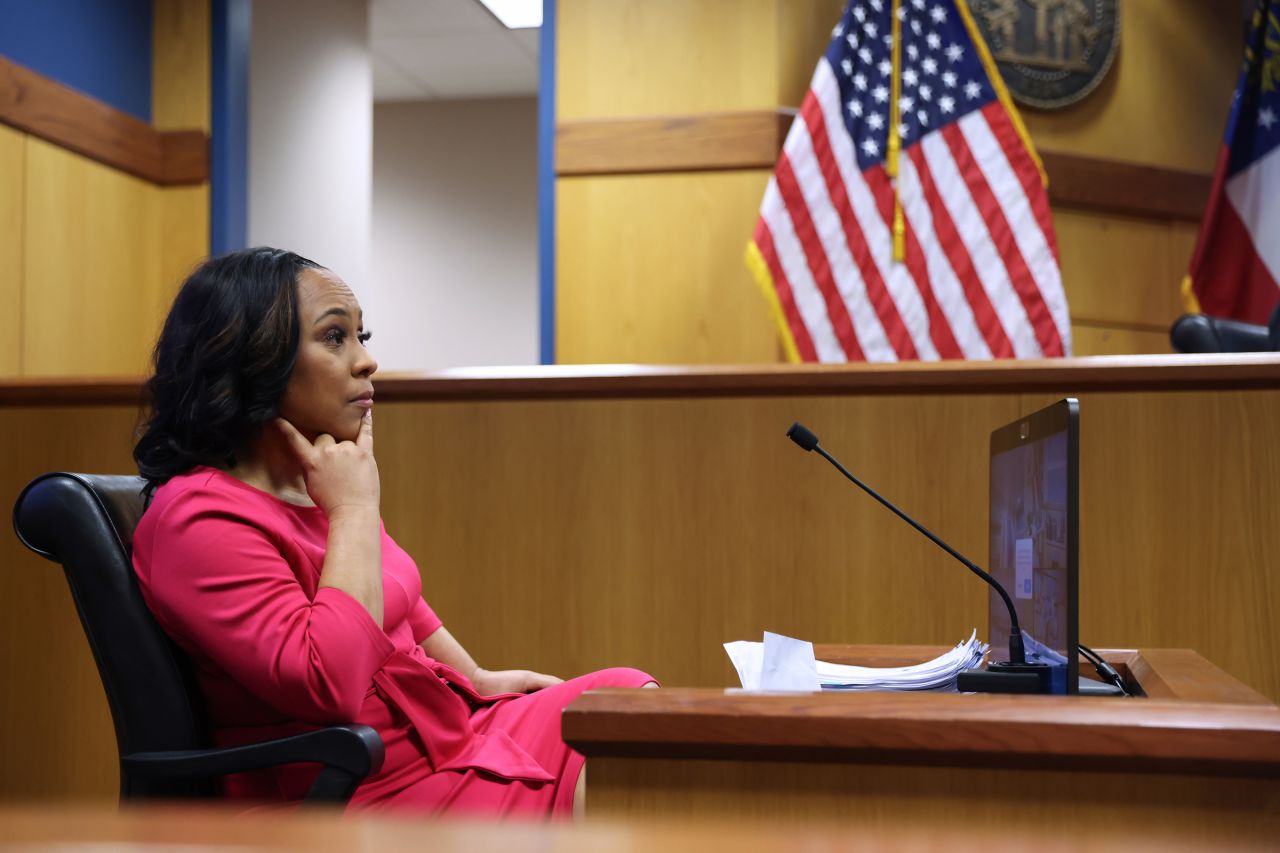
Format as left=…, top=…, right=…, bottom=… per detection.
left=13, top=472, right=214, bottom=798
left=1169, top=313, right=1274, bottom=353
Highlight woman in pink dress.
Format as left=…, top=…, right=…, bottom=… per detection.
left=130, top=248, right=657, bottom=818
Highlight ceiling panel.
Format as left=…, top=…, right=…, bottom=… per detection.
left=372, top=0, right=538, bottom=102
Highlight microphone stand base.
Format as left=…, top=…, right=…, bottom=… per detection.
left=957, top=662, right=1054, bottom=694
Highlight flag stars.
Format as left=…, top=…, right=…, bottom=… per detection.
left=864, top=21, right=878, bottom=38
left=907, top=43, right=920, bottom=61
left=867, top=112, right=885, bottom=131
left=964, top=80, right=983, bottom=99
left=854, top=72, right=868, bottom=91
left=922, top=57, right=938, bottom=75
left=842, top=58, right=854, bottom=76
left=939, top=94, right=956, bottom=113
left=942, top=70, right=958, bottom=88
left=927, top=32, right=942, bottom=50
left=847, top=99, right=864, bottom=118
left=946, top=43, right=965, bottom=62
left=862, top=138, right=881, bottom=158
left=931, top=5, right=947, bottom=24
left=919, top=84, right=933, bottom=101
left=846, top=33, right=859, bottom=49
left=870, top=0, right=883, bottom=11
left=896, top=4, right=907, bottom=20
left=872, top=84, right=889, bottom=103
left=853, top=5, right=866, bottom=22
left=1260, top=107, right=1277, bottom=130
left=859, top=47, right=874, bottom=64
left=899, top=94, right=916, bottom=112
left=904, top=68, right=920, bottom=87
left=918, top=110, right=929, bottom=125
left=912, top=0, right=926, bottom=10
left=898, top=122, right=910, bottom=139
left=911, top=19, right=923, bottom=36
left=833, top=21, right=845, bottom=37
left=878, top=59, right=893, bottom=76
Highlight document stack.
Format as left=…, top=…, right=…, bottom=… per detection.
left=725, top=630, right=989, bottom=693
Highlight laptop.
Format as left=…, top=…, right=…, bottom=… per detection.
left=986, top=398, right=1079, bottom=695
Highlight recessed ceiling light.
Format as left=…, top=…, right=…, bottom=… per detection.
left=476, top=0, right=542, bottom=29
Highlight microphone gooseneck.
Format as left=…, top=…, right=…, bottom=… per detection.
left=786, top=421, right=1028, bottom=666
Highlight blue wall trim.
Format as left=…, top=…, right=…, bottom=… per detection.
left=211, top=0, right=250, bottom=255
left=537, top=0, right=557, bottom=364
left=0, top=0, right=152, bottom=121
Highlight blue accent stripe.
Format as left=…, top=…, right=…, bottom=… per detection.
left=537, top=0, right=557, bottom=364
left=211, top=0, right=250, bottom=255
left=0, top=0, right=152, bottom=121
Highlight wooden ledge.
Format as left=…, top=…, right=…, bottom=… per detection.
left=3, top=354, right=1280, bottom=406
left=0, top=56, right=208, bottom=186
left=562, top=648, right=1280, bottom=776
left=557, top=110, right=1211, bottom=221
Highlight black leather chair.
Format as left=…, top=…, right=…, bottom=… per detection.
left=1170, top=304, right=1280, bottom=353
left=13, top=472, right=384, bottom=804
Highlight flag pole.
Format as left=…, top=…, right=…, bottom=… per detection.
left=887, top=0, right=906, bottom=263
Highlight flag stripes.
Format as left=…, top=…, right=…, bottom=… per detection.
left=748, top=0, right=1070, bottom=363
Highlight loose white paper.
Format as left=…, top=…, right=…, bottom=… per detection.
left=724, top=630, right=989, bottom=692
left=760, top=631, right=821, bottom=691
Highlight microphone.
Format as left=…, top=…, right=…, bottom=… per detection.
left=786, top=422, right=1048, bottom=691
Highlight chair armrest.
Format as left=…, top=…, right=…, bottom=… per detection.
left=121, top=724, right=384, bottom=804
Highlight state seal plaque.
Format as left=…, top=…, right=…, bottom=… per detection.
left=971, top=0, right=1121, bottom=109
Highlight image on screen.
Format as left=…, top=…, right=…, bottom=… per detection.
left=988, top=429, right=1070, bottom=683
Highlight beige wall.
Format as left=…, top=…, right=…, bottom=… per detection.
left=371, top=98, right=539, bottom=370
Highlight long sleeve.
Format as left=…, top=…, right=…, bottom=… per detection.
left=143, top=496, right=395, bottom=724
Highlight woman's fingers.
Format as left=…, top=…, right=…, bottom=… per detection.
left=356, top=409, right=373, bottom=452
left=274, top=418, right=315, bottom=462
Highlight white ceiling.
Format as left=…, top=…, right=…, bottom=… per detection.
left=371, top=0, right=540, bottom=102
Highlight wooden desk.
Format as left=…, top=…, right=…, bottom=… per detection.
left=0, top=803, right=1275, bottom=852
left=564, top=646, right=1280, bottom=831
left=4, top=356, right=1280, bottom=801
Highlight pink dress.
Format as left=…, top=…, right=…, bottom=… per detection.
left=131, top=467, right=655, bottom=817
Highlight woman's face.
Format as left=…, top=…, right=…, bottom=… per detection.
left=277, top=267, right=378, bottom=442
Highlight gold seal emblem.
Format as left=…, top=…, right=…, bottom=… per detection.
left=973, top=0, right=1121, bottom=109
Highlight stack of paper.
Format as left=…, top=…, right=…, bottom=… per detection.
left=724, top=630, right=989, bottom=692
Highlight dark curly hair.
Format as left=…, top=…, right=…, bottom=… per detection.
left=134, top=247, right=322, bottom=499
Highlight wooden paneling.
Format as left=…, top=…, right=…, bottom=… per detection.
left=1069, top=323, right=1171, bottom=357
left=22, top=137, right=163, bottom=376
left=557, top=112, right=793, bottom=176
left=586, top=758, right=1280, bottom=833
left=557, top=0, right=840, bottom=117
left=4, top=365, right=1280, bottom=798
left=557, top=171, right=780, bottom=364
left=5, top=803, right=1274, bottom=852
left=153, top=0, right=211, bottom=311
left=555, top=1, right=1239, bottom=363
left=0, top=56, right=208, bottom=186
left=556, top=114, right=1212, bottom=223
left=153, top=0, right=212, bottom=133
left=0, top=406, right=140, bottom=800
left=0, top=125, right=23, bottom=375
left=1020, top=0, right=1241, bottom=174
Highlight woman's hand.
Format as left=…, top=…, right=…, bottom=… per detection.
left=472, top=668, right=564, bottom=695
left=277, top=411, right=379, bottom=518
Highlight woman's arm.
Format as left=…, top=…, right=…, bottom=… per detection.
left=420, top=626, right=562, bottom=694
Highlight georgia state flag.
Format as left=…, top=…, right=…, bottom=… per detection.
left=1184, top=0, right=1280, bottom=324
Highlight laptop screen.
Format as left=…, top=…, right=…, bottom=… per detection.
left=987, top=399, right=1079, bottom=694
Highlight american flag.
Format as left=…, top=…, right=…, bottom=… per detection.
left=1183, top=0, right=1280, bottom=325
left=746, top=0, right=1071, bottom=362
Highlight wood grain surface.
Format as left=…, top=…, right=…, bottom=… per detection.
left=0, top=56, right=208, bottom=186
left=555, top=111, right=1211, bottom=222
left=1, top=802, right=1275, bottom=852
left=2, top=366, right=1280, bottom=799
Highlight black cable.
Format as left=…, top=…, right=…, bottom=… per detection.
left=1078, top=643, right=1132, bottom=696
